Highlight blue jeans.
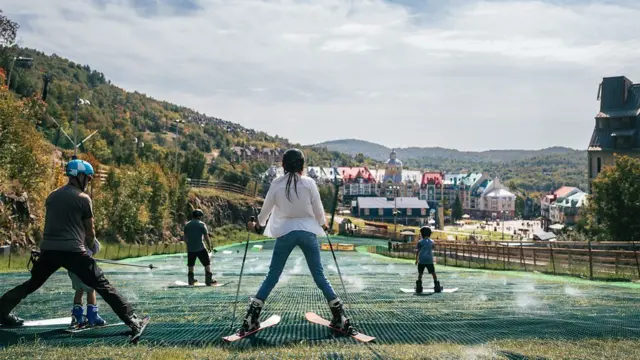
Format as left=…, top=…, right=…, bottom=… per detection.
left=255, top=230, right=337, bottom=302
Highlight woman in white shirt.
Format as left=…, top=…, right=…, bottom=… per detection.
left=239, top=148, right=352, bottom=335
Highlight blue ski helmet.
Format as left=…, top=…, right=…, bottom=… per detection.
left=65, top=159, right=95, bottom=177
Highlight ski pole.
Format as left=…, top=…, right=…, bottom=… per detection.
left=325, top=162, right=350, bottom=307
left=95, top=259, right=156, bottom=269
left=230, top=215, right=254, bottom=332
left=325, top=231, right=350, bottom=308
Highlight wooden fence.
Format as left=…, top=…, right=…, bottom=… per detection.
left=369, top=240, right=640, bottom=281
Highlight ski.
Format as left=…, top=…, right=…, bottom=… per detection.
left=222, top=314, right=281, bottom=342
left=305, top=312, right=375, bottom=343
left=168, top=280, right=231, bottom=288
left=400, top=287, right=459, bottom=294
left=65, top=322, right=126, bottom=333
left=1, top=317, right=71, bottom=328
left=129, top=315, right=151, bottom=344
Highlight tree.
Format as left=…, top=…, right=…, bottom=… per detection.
left=0, top=10, right=19, bottom=46
left=515, top=195, right=525, bottom=218
left=589, top=155, right=640, bottom=241
left=318, top=184, right=335, bottom=212
left=148, top=168, right=167, bottom=236
left=452, top=195, right=463, bottom=221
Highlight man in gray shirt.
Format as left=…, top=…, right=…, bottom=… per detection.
left=183, top=209, right=215, bottom=285
left=0, top=159, right=149, bottom=340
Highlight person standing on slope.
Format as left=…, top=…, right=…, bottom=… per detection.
left=68, top=242, right=107, bottom=328
left=415, top=226, right=442, bottom=294
left=239, top=148, right=353, bottom=335
left=183, top=209, right=216, bottom=285
left=0, top=159, right=148, bottom=338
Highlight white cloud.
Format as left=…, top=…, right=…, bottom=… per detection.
left=4, top=0, right=640, bottom=150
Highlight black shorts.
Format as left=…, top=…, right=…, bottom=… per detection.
left=418, top=264, right=435, bottom=275
left=187, top=249, right=210, bottom=267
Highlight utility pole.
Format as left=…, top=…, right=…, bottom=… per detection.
left=393, top=185, right=398, bottom=241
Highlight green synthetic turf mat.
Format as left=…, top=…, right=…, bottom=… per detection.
left=1, top=236, right=638, bottom=348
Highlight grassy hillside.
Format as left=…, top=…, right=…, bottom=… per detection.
left=2, top=47, right=358, bottom=184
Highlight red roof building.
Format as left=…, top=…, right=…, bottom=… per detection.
left=338, top=167, right=374, bottom=183
left=421, top=172, right=443, bottom=188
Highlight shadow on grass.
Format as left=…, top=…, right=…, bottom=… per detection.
left=497, top=350, right=549, bottom=360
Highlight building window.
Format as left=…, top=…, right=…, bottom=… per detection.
left=421, top=208, right=427, bottom=216
left=407, top=208, right=412, bottom=216
left=364, top=208, right=370, bottom=216
left=589, top=157, right=593, bottom=179
left=378, top=208, right=384, bottom=215
left=597, top=157, right=601, bottom=174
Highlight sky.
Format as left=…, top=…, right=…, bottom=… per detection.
left=4, top=0, right=640, bottom=151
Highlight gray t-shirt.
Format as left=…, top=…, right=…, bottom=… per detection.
left=40, top=185, right=93, bottom=252
left=183, top=220, right=208, bottom=252
left=416, top=238, right=434, bottom=264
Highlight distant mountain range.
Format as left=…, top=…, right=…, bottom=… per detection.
left=314, top=139, right=582, bottom=163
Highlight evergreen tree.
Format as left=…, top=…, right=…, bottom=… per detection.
left=452, top=195, right=463, bottom=221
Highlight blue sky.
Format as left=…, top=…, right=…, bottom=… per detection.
left=4, top=0, right=640, bottom=150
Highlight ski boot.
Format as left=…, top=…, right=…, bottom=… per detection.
left=329, top=298, right=356, bottom=335
left=188, top=272, right=198, bottom=286
left=86, top=304, right=106, bottom=326
left=239, top=298, right=263, bottom=335
left=127, top=313, right=149, bottom=341
left=434, top=281, right=442, bottom=293
left=205, top=272, right=217, bottom=286
left=70, top=304, right=86, bottom=328
left=415, top=280, right=423, bottom=294
left=0, top=309, right=24, bottom=327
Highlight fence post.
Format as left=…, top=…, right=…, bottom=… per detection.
left=533, top=246, right=536, bottom=267
left=138, top=243, right=141, bottom=257
left=7, top=241, right=12, bottom=270
left=520, top=241, right=527, bottom=272
left=104, top=244, right=109, bottom=260
left=444, top=244, right=447, bottom=266
left=502, top=246, right=506, bottom=270
left=615, top=254, right=619, bottom=276
left=633, top=240, right=640, bottom=280
left=468, top=244, right=472, bottom=268
left=549, top=243, right=556, bottom=275
left=506, top=245, right=510, bottom=269
left=128, top=244, right=132, bottom=257
left=455, top=244, right=458, bottom=266
left=116, top=244, right=122, bottom=259
left=483, top=244, right=487, bottom=269
left=588, top=239, right=593, bottom=280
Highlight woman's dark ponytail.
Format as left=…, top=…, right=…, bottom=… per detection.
left=282, top=148, right=305, bottom=202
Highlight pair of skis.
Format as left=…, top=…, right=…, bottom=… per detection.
left=222, top=312, right=375, bottom=343
left=2, top=315, right=150, bottom=344
left=167, top=280, right=230, bottom=288
left=64, top=316, right=150, bottom=344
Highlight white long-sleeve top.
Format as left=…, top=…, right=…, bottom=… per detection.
left=258, top=174, right=326, bottom=238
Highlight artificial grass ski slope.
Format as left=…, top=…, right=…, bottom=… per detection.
left=0, top=236, right=638, bottom=352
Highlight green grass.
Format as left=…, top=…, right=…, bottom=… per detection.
left=1, top=339, right=638, bottom=359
